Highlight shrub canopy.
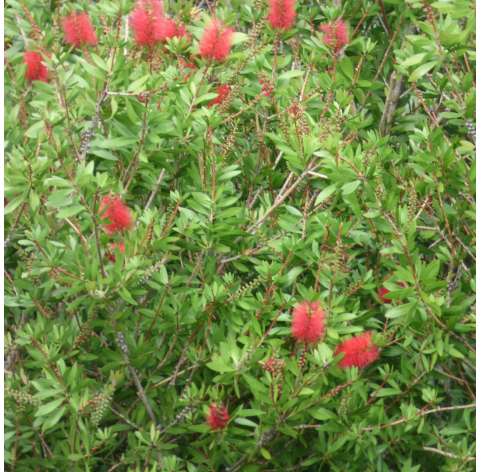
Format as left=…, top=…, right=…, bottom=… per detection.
left=5, top=0, right=475, bottom=470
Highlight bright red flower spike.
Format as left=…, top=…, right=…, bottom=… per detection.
left=24, top=51, right=48, bottom=82
left=207, top=403, right=229, bottom=430
left=130, top=0, right=164, bottom=46
left=335, top=332, right=380, bottom=369
left=130, top=0, right=185, bottom=45
left=159, top=17, right=178, bottom=40
left=267, top=0, right=297, bottom=30
left=62, top=12, right=98, bottom=48
left=291, top=301, right=325, bottom=344
left=199, top=20, right=234, bottom=62
left=99, top=196, right=134, bottom=235
left=320, top=19, right=349, bottom=53
left=208, top=84, right=231, bottom=107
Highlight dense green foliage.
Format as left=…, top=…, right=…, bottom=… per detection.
left=4, top=0, right=475, bottom=470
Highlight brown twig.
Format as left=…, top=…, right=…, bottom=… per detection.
left=92, top=193, right=107, bottom=278
left=422, top=446, right=475, bottom=462
left=247, top=161, right=320, bottom=234
left=116, top=332, right=160, bottom=429
left=379, top=71, right=404, bottom=136
left=145, top=169, right=166, bottom=210
left=361, top=403, right=475, bottom=432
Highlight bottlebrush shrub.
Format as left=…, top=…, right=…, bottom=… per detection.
left=5, top=0, right=475, bottom=470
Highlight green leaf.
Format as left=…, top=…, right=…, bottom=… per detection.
left=90, top=53, right=108, bottom=71
left=35, top=398, right=64, bottom=417
left=78, top=58, right=105, bottom=80
left=400, top=53, right=427, bottom=68
left=25, top=121, right=45, bottom=139
left=56, top=205, right=84, bottom=219
left=42, top=406, right=66, bottom=431
left=88, top=148, right=119, bottom=161
left=4, top=195, right=25, bottom=215
left=408, top=61, right=438, bottom=82
left=310, top=407, right=337, bottom=420
left=207, top=355, right=235, bottom=373
left=44, top=177, right=72, bottom=188
left=118, top=288, right=138, bottom=305
left=375, top=387, right=401, bottom=397
left=315, top=184, right=337, bottom=205
left=90, top=138, right=137, bottom=149
left=385, top=303, right=414, bottom=319
left=231, top=32, right=249, bottom=45
left=284, top=266, right=304, bottom=286
left=342, top=180, right=361, bottom=196
left=127, top=75, right=150, bottom=93
left=195, top=93, right=218, bottom=105
left=278, top=70, right=305, bottom=82
left=47, top=189, right=74, bottom=208
left=234, top=417, right=258, bottom=428
left=260, top=448, right=272, bottom=460
left=338, top=57, right=354, bottom=79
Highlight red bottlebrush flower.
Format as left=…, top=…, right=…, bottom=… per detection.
left=335, top=332, right=380, bottom=369
left=207, top=403, right=229, bottom=430
left=199, top=20, right=234, bottom=62
left=24, top=51, right=48, bottom=82
left=107, top=242, right=126, bottom=262
left=378, top=287, right=392, bottom=303
left=320, top=20, right=349, bottom=53
left=267, top=0, right=297, bottom=30
left=130, top=0, right=165, bottom=46
left=208, top=84, right=231, bottom=107
left=259, top=77, right=274, bottom=97
left=157, top=17, right=178, bottom=41
left=160, top=18, right=188, bottom=42
left=291, top=301, right=325, bottom=344
left=62, top=12, right=98, bottom=48
left=99, top=196, right=134, bottom=235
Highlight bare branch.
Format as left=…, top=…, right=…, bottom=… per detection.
left=422, top=446, right=475, bottom=462
left=361, top=403, right=475, bottom=432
